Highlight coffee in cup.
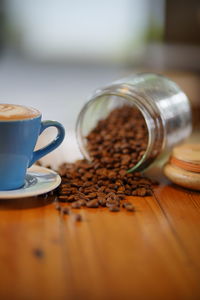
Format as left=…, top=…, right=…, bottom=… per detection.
left=0, top=104, right=40, bottom=120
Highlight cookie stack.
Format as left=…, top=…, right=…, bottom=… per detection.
left=164, top=144, right=200, bottom=191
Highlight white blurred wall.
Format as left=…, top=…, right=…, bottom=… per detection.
left=6, top=0, right=164, bottom=63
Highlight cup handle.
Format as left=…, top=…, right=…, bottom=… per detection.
left=28, top=120, right=65, bottom=167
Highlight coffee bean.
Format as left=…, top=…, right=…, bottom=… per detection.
left=33, top=248, right=44, bottom=259
left=106, top=201, right=119, bottom=208
left=118, top=186, right=125, bottom=193
left=123, top=202, right=135, bottom=212
left=105, top=188, right=114, bottom=193
left=97, top=180, right=104, bottom=186
left=132, top=190, right=138, bottom=196
left=109, top=206, right=120, bottom=212
left=55, top=204, right=61, bottom=211
left=77, top=199, right=87, bottom=206
left=136, top=187, right=147, bottom=196
left=146, top=189, right=153, bottom=196
left=119, top=170, right=127, bottom=176
left=83, top=181, right=92, bottom=187
left=86, top=199, right=99, bottom=208
left=61, top=207, right=70, bottom=215
left=73, top=213, right=82, bottom=222
left=87, top=192, right=97, bottom=199
left=97, top=192, right=106, bottom=198
left=98, top=186, right=106, bottom=192
left=98, top=197, right=107, bottom=206
left=107, top=171, right=116, bottom=178
left=125, top=190, right=131, bottom=196
left=58, top=196, right=68, bottom=202
left=126, top=205, right=135, bottom=212
left=84, top=172, right=93, bottom=179
left=106, top=192, right=116, bottom=199
left=71, top=201, right=82, bottom=209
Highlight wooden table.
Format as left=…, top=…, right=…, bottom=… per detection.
left=0, top=169, right=200, bottom=300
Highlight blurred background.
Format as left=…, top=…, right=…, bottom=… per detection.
left=0, top=0, right=199, bottom=166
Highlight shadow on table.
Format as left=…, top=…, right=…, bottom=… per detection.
left=0, top=196, right=54, bottom=210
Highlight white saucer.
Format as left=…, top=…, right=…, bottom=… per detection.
left=0, top=165, right=61, bottom=199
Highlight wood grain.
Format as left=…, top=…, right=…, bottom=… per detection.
left=0, top=181, right=200, bottom=300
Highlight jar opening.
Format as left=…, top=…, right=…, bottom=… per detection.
left=76, top=94, right=154, bottom=172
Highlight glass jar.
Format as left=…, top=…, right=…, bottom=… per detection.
left=76, top=73, right=192, bottom=172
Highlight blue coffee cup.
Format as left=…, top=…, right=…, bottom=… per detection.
left=0, top=107, right=65, bottom=190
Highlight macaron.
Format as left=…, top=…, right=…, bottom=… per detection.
left=163, top=144, right=200, bottom=191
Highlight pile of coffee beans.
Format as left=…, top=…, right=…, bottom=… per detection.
left=56, top=106, right=156, bottom=213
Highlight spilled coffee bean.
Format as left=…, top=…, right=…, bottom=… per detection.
left=109, top=206, right=120, bottom=212
left=72, top=213, right=83, bottom=222
left=55, top=106, right=157, bottom=213
left=33, top=248, right=45, bottom=259
left=61, top=207, right=71, bottom=215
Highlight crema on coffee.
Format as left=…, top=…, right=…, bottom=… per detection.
left=0, top=104, right=40, bottom=120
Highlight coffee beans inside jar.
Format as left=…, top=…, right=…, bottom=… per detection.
left=56, top=105, right=157, bottom=212
left=86, top=105, right=148, bottom=171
